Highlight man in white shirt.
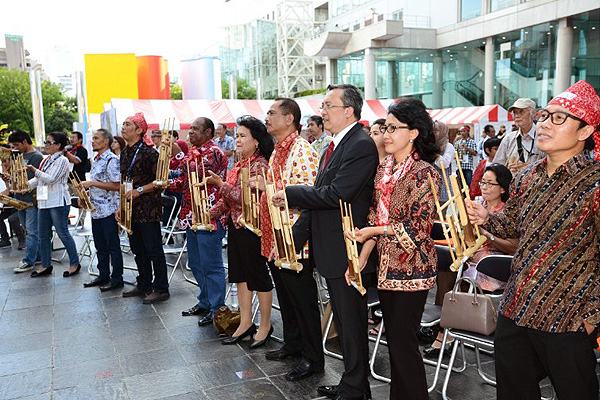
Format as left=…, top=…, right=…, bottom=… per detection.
left=494, top=98, right=543, bottom=173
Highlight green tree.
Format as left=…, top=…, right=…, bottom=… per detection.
left=221, top=77, right=257, bottom=99
left=170, top=82, right=182, bottom=100
left=0, top=67, right=76, bottom=137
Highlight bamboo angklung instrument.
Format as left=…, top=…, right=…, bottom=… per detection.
left=339, top=199, right=367, bottom=295
left=188, top=159, right=215, bottom=232
left=118, top=174, right=133, bottom=235
left=70, top=173, right=95, bottom=212
left=153, top=118, right=175, bottom=187
left=427, top=154, right=486, bottom=272
left=10, top=153, right=29, bottom=194
left=238, top=161, right=262, bottom=236
left=0, top=193, right=32, bottom=211
left=263, top=168, right=302, bottom=272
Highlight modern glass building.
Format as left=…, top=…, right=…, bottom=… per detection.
left=306, top=0, right=599, bottom=108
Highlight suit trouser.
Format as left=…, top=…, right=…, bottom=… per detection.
left=269, top=260, right=324, bottom=368
left=495, top=314, right=599, bottom=400
left=326, top=273, right=373, bottom=398
left=379, top=290, right=429, bottom=400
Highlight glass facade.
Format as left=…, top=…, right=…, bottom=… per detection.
left=493, top=22, right=557, bottom=109
left=490, top=0, right=517, bottom=13
left=329, top=0, right=370, bottom=18
left=461, top=0, right=482, bottom=21
left=336, top=11, right=600, bottom=109
left=220, top=19, right=278, bottom=99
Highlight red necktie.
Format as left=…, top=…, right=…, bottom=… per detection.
left=321, top=142, right=335, bottom=171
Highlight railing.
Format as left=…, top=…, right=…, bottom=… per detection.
left=310, top=12, right=430, bottom=39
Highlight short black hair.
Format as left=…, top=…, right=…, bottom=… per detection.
left=373, top=118, right=386, bottom=126
left=483, top=125, right=494, bottom=134
left=218, top=123, right=228, bottom=131
left=579, top=121, right=596, bottom=151
left=170, top=130, right=179, bottom=139
left=387, top=98, right=441, bottom=164
left=274, top=98, right=301, bottom=131
left=484, top=163, right=512, bottom=203
left=327, top=84, right=363, bottom=120
left=8, top=129, right=32, bottom=144
left=483, top=137, right=501, bottom=155
left=308, top=115, right=324, bottom=131
left=237, top=116, right=274, bottom=161
left=48, top=132, right=69, bottom=150
left=72, top=131, right=83, bottom=141
left=199, top=117, right=215, bottom=138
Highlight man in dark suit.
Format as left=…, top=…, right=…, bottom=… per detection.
left=273, top=84, right=378, bottom=400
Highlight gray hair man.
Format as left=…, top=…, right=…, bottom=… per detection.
left=494, top=98, right=544, bottom=173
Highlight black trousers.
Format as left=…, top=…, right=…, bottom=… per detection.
left=495, top=314, right=599, bottom=400
left=91, top=214, right=123, bottom=284
left=379, top=290, right=429, bottom=400
left=129, top=221, right=169, bottom=293
left=326, top=273, right=374, bottom=398
left=269, top=260, right=324, bottom=368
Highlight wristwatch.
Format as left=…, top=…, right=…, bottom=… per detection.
left=137, top=186, right=144, bottom=194
left=489, top=235, right=495, bottom=242
left=383, top=225, right=388, bottom=238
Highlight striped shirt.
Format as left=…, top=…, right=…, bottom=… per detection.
left=486, top=152, right=600, bottom=333
left=28, top=153, right=71, bottom=209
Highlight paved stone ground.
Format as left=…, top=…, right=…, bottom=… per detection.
left=0, top=222, right=560, bottom=400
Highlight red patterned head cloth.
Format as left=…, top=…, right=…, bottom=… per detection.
left=548, top=80, right=600, bottom=129
left=128, top=112, right=148, bottom=135
left=459, top=125, right=470, bottom=132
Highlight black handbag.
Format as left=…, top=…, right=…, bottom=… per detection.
left=440, top=277, right=497, bottom=335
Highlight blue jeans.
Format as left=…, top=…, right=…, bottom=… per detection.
left=18, top=206, right=40, bottom=265
left=186, top=221, right=226, bottom=314
left=91, top=214, right=123, bottom=284
left=38, top=204, right=80, bottom=269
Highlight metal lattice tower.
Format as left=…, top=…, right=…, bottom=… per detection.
left=276, top=0, right=315, bottom=97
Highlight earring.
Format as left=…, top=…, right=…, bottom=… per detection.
left=409, top=139, right=414, bottom=143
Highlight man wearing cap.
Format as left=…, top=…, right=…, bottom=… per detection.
left=454, top=125, right=477, bottom=186
left=494, top=98, right=544, bottom=172
left=468, top=80, right=600, bottom=400
left=117, top=112, right=170, bottom=303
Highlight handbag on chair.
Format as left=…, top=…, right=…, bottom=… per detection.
left=440, top=277, right=497, bottom=335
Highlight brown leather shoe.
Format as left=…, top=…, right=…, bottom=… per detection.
left=142, top=291, right=170, bottom=304
left=122, top=286, right=151, bottom=298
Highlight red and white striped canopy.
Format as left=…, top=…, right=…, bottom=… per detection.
left=109, top=99, right=511, bottom=129
left=428, top=104, right=513, bottom=126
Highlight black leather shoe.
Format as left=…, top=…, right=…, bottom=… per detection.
left=265, top=347, right=300, bottom=361
left=197, top=313, right=213, bottom=326
left=222, top=324, right=257, bottom=345
left=285, top=358, right=322, bottom=382
left=83, top=278, right=109, bottom=288
left=317, top=385, right=339, bottom=399
left=249, top=325, right=274, bottom=349
left=31, top=266, right=53, bottom=277
left=182, top=304, right=209, bottom=316
left=63, top=264, right=81, bottom=277
left=100, top=281, right=124, bottom=292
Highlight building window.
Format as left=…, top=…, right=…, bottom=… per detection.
left=490, top=0, right=517, bottom=13
left=461, top=0, right=482, bottom=21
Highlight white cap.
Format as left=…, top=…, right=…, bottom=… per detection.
left=508, top=98, right=536, bottom=112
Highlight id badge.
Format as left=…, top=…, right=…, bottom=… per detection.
left=37, top=185, right=48, bottom=201
left=463, top=153, right=469, bottom=164
left=125, top=182, right=133, bottom=193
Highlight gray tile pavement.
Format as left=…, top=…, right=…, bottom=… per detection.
left=0, top=227, right=559, bottom=399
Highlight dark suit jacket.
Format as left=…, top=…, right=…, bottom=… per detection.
left=287, top=123, right=379, bottom=279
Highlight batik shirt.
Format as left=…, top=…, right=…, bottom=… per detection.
left=486, top=152, right=600, bottom=333
left=260, top=132, right=319, bottom=259
left=170, top=139, right=227, bottom=230
left=89, top=150, right=120, bottom=219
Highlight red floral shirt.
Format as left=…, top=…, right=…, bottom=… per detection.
left=169, top=139, right=227, bottom=230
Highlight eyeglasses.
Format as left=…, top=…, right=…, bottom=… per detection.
left=318, top=103, right=349, bottom=112
left=44, top=141, right=57, bottom=145
left=379, top=124, right=410, bottom=134
left=478, top=181, right=500, bottom=188
left=537, top=109, right=584, bottom=126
